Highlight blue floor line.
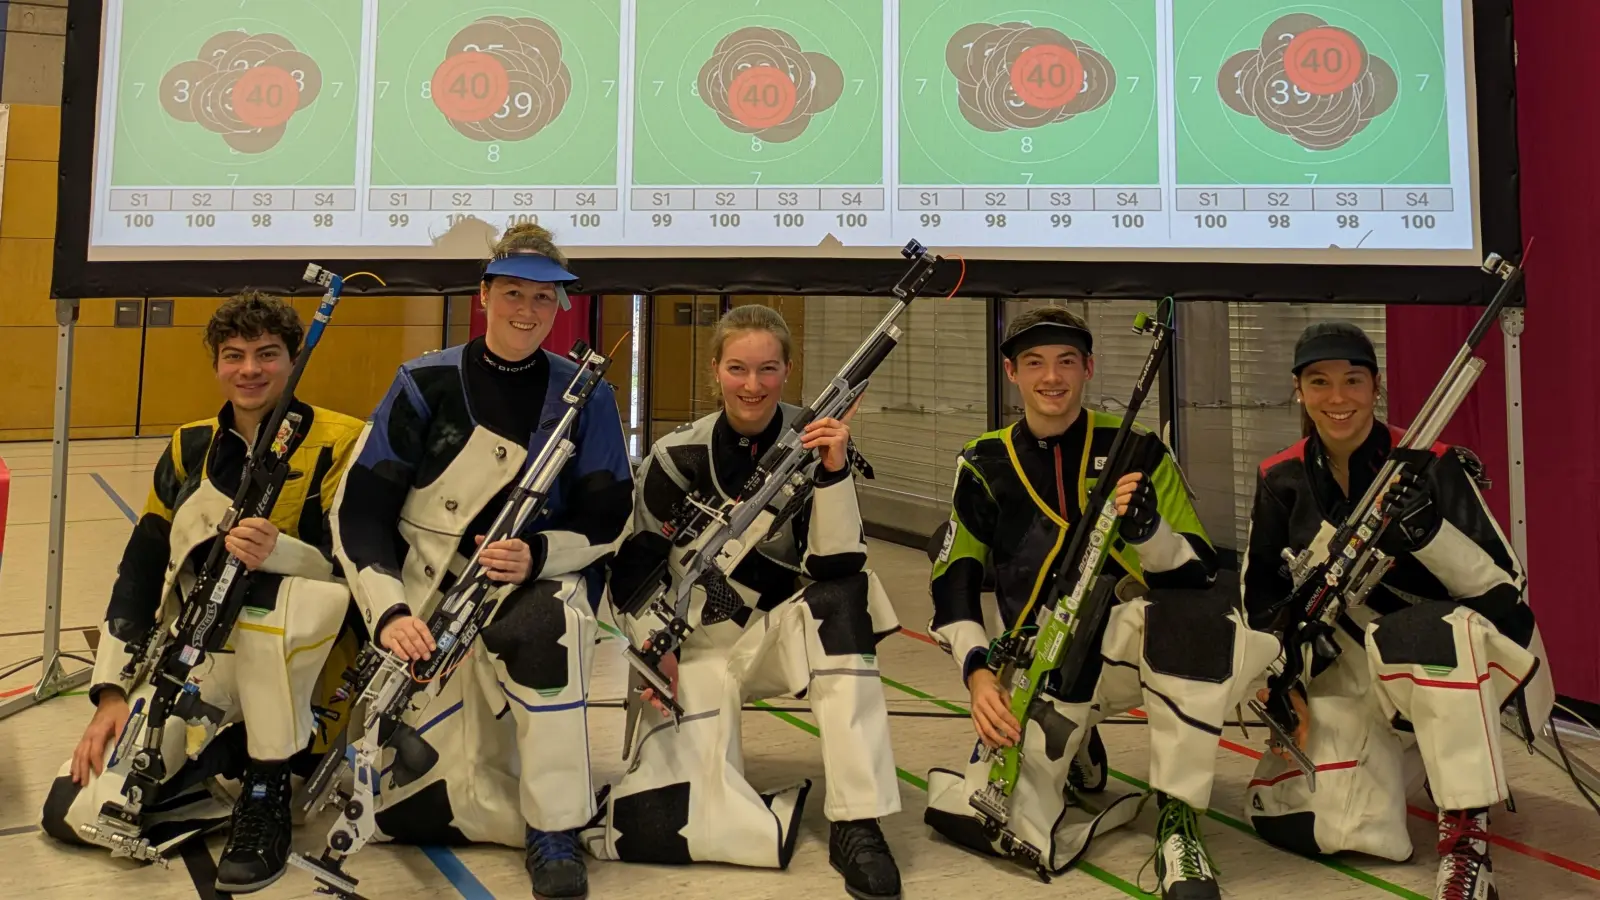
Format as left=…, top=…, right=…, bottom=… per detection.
left=421, top=845, right=497, bottom=899
left=90, top=472, right=138, bottom=523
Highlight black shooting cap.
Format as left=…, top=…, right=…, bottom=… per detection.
left=1001, top=320, right=1094, bottom=361
left=1292, top=321, right=1378, bottom=375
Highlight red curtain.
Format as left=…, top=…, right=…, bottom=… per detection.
left=470, top=293, right=595, bottom=354
left=1386, top=1, right=1600, bottom=703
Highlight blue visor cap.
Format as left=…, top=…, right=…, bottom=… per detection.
left=483, top=253, right=577, bottom=309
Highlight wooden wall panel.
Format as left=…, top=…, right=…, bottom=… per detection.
left=294, top=324, right=444, bottom=421
left=3, top=104, right=61, bottom=161
left=649, top=295, right=721, bottom=435
left=137, top=327, right=222, bottom=433
left=0, top=236, right=54, bottom=326
left=0, top=324, right=141, bottom=436
left=0, top=158, right=57, bottom=239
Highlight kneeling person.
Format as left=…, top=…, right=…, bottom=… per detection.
left=329, top=225, right=633, bottom=900
left=586, top=305, right=903, bottom=900
left=1243, top=323, right=1551, bottom=900
left=923, top=307, right=1279, bottom=900
left=43, top=292, right=364, bottom=893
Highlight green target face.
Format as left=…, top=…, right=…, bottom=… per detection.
left=109, top=0, right=362, bottom=187
left=898, top=1, right=1160, bottom=187
left=1174, top=0, right=1451, bottom=185
left=630, top=0, right=884, bottom=186
left=369, top=0, right=622, bottom=186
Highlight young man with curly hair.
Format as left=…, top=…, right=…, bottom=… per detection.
left=43, top=291, right=365, bottom=894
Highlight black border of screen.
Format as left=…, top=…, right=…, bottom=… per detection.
left=51, top=0, right=1522, bottom=304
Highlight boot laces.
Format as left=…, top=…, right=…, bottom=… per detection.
left=1437, top=811, right=1490, bottom=900
left=1140, top=797, right=1217, bottom=890
left=836, top=819, right=890, bottom=862
left=231, top=770, right=289, bottom=848
left=528, top=828, right=580, bottom=865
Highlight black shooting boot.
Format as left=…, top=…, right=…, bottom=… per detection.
left=525, top=826, right=587, bottom=899
left=215, top=760, right=293, bottom=893
left=829, top=818, right=902, bottom=900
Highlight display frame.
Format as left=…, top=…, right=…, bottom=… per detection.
left=50, top=0, right=1523, bottom=304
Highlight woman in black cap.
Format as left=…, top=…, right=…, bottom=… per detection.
left=1242, top=321, right=1551, bottom=900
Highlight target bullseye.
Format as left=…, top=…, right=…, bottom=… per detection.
left=432, top=51, right=512, bottom=123
left=1285, top=27, right=1364, bottom=95
left=727, top=66, right=797, bottom=129
left=232, top=65, right=301, bottom=128
left=1009, top=44, right=1084, bottom=109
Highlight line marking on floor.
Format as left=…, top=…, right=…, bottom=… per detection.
left=898, top=626, right=1598, bottom=886
left=91, top=472, right=138, bottom=523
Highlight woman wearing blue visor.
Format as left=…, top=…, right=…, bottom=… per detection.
left=329, top=224, right=634, bottom=899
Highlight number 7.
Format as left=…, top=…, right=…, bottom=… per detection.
left=852, top=79, right=864, bottom=95
left=133, top=82, right=146, bottom=98
left=1190, top=75, right=1202, bottom=93
left=1416, top=74, right=1430, bottom=91
left=653, top=80, right=665, bottom=96
left=916, top=78, right=928, bottom=95
left=603, top=79, right=616, bottom=97
left=378, top=81, right=390, bottom=99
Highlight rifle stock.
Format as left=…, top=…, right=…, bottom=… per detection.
left=621, top=241, right=944, bottom=723
left=1256, top=252, right=1525, bottom=786
left=292, top=339, right=614, bottom=899
left=83, top=265, right=353, bottom=861
left=968, top=304, right=1174, bottom=879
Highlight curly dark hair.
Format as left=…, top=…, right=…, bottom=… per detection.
left=204, top=290, right=304, bottom=364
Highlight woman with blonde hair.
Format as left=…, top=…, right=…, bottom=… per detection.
left=330, top=225, right=633, bottom=899
left=584, top=303, right=905, bottom=900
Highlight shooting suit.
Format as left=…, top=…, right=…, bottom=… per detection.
left=42, top=401, right=364, bottom=856
left=1242, top=423, right=1551, bottom=864
left=924, top=412, right=1280, bottom=877
left=583, top=404, right=902, bottom=873
left=329, top=338, right=632, bottom=848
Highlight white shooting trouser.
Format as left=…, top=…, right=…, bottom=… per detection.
left=43, top=575, right=349, bottom=853
left=926, top=591, right=1279, bottom=874
left=583, top=569, right=902, bottom=869
left=372, top=573, right=598, bottom=847
left=1245, top=601, right=1546, bottom=861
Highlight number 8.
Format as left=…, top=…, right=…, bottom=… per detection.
left=751, top=137, right=763, bottom=151
left=1021, top=136, right=1033, bottom=153
left=421, top=81, right=432, bottom=100
left=488, top=144, right=501, bottom=162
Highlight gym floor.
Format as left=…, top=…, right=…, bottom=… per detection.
left=1, top=438, right=1596, bottom=899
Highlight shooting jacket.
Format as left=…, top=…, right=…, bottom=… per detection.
left=930, top=410, right=1216, bottom=685
left=1243, top=421, right=1534, bottom=648
left=609, top=404, right=896, bottom=636
left=90, top=400, right=363, bottom=703
left=330, top=345, right=633, bottom=636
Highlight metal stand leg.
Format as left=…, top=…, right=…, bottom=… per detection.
left=1498, top=306, right=1600, bottom=796
left=1501, top=308, right=1529, bottom=567
left=0, top=299, right=93, bottom=721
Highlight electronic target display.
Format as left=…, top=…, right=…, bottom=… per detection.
left=1171, top=0, right=1469, bottom=251
left=897, top=1, right=1160, bottom=246
left=628, top=0, right=885, bottom=247
left=83, top=1, right=1485, bottom=265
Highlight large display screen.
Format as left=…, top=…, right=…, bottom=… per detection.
left=84, top=1, right=1483, bottom=264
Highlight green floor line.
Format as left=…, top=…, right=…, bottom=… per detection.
left=878, top=676, right=1427, bottom=900
left=599, top=616, right=1419, bottom=898
left=746, top=705, right=1143, bottom=899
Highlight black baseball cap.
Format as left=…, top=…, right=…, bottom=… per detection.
left=1001, top=321, right=1094, bottom=361
left=1292, top=322, right=1378, bottom=375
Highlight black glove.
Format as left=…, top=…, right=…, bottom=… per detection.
left=1118, top=473, right=1161, bottom=544
left=1377, top=467, right=1441, bottom=554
